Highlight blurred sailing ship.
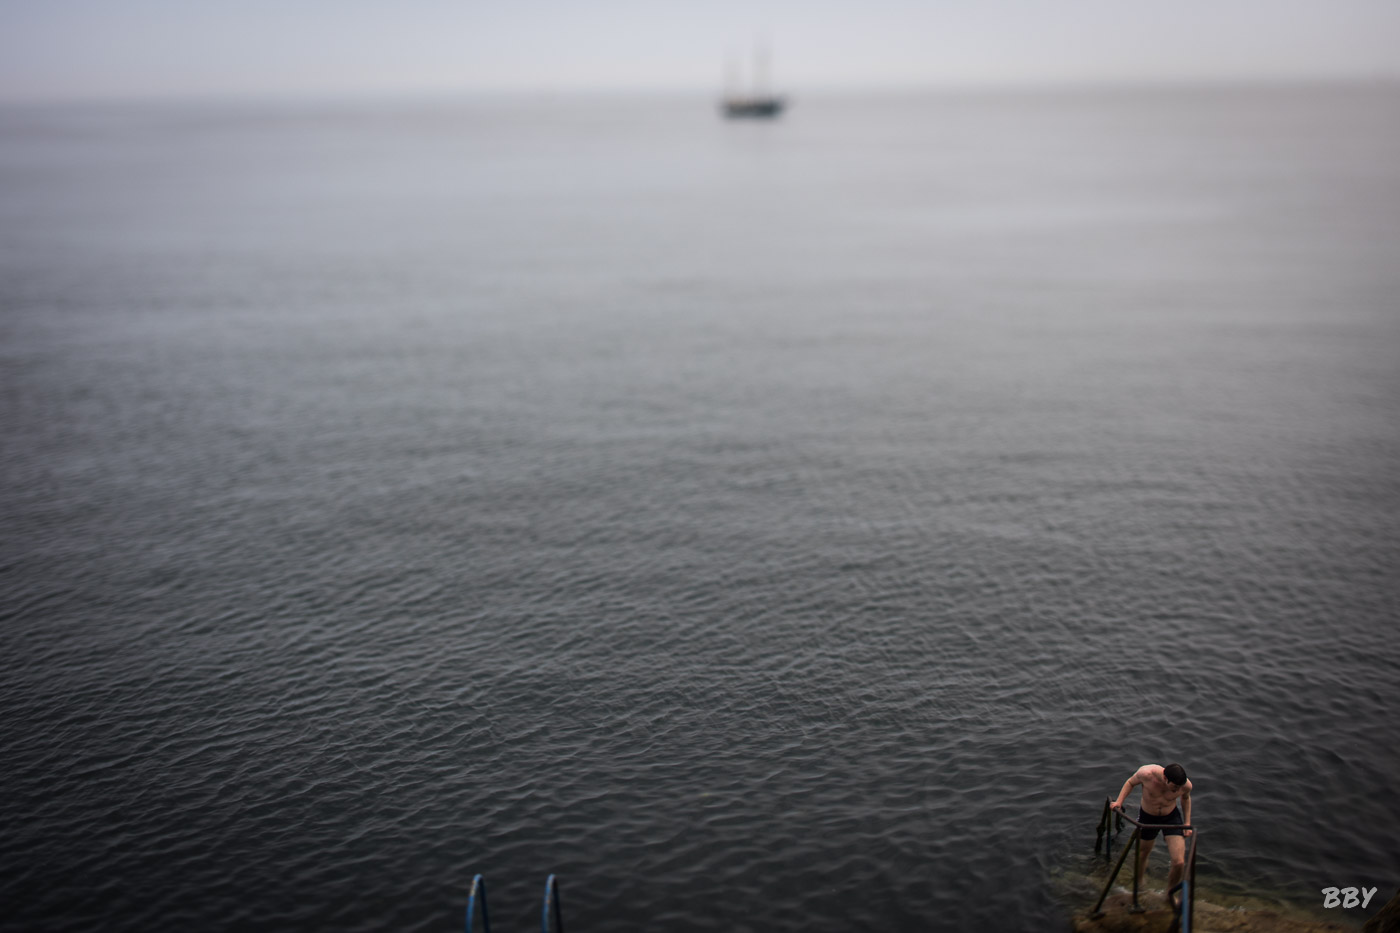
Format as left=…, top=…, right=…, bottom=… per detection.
left=721, top=40, right=786, bottom=119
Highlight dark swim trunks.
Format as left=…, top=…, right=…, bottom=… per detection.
left=1138, top=805, right=1184, bottom=840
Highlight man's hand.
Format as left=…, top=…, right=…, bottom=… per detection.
left=1110, top=801, right=1123, bottom=812
left=1183, top=827, right=1193, bottom=837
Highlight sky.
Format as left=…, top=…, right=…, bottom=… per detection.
left=2, top=0, right=1399, bottom=101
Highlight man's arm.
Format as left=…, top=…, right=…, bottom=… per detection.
left=1181, top=781, right=1193, bottom=836
left=1110, top=766, right=1145, bottom=810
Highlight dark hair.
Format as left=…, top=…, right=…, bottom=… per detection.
left=1164, top=763, right=1187, bottom=786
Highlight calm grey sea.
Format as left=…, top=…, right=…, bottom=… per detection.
left=2, top=85, right=1399, bottom=932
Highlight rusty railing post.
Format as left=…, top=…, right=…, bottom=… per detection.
left=1130, top=830, right=1144, bottom=912
left=1091, top=825, right=1140, bottom=918
left=1096, top=798, right=1112, bottom=854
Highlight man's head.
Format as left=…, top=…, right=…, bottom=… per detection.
left=1163, top=763, right=1188, bottom=787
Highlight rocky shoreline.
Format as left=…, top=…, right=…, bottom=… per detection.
left=1072, top=888, right=1400, bottom=933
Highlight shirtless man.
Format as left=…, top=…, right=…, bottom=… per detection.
left=1110, top=763, right=1193, bottom=906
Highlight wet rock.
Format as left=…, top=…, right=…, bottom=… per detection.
left=1363, top=889, right=1400, bottom=933
left=1074, top=892, right=1353, bottom=933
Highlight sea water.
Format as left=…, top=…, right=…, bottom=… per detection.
left=2, top=85, right=1398, bottom=931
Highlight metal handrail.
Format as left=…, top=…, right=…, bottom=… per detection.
left=1092, top=797, right=1196, bottom=922
left=466, top=874, right=491, bottom=933
left=1092, top=823, right=1144, bottom=916
left=542, top=874, right=564, bottom=933
left=1108, top=802, right=1193, bottom=834
left=464, top=874, right=563, bottom=933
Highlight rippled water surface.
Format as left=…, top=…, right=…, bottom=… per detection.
left=3, top=86, right=1399, bottom=931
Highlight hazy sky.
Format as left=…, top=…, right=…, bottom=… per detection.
left=3, top=0, right=1399, bottom=101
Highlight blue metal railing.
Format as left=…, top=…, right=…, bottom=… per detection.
left=542, top=874, right=563, bottom=933
left=1167, top=833, right=1199, bottom=933
left=466, top=875, right=490, bottom=933
left=464, top=875, right=564, bottom=933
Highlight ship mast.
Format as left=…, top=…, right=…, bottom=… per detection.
left=754, top=37, right=771, bottom=99
left=724, top=49, right=742, bottom=101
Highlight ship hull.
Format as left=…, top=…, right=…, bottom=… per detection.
left=721, top=98, right=786, bottom=119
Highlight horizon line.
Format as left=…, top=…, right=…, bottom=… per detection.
left=2, top=73, right=1398, bottom=108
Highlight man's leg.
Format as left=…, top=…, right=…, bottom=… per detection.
left=1164, top=835, right=1186, bottom=906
